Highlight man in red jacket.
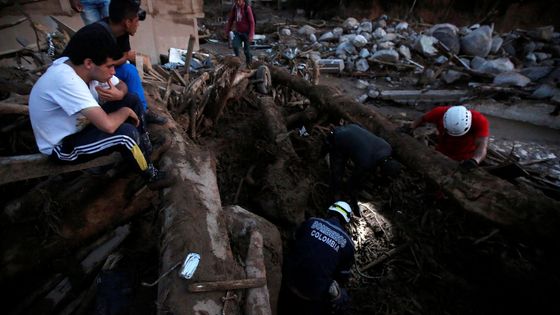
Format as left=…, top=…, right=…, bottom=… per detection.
left=225, top=0, right=255, bottom=66
left=410, top=105, right=490, bottom=170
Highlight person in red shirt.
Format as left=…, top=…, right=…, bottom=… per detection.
left=225, top=0, right=255, bottom=67
left=410, top=105, right=490, bottom=169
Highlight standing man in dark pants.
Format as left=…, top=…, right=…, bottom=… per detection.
left=225, top=0, right=255, bottom=67
left=326, top=124, right=402, bottom=215
left=280, top=201, right=355, bottom=315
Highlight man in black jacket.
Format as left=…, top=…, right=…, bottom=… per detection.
left=280, top=201, right=355, bottom=315
left=326, top=124, right=402, bottom=215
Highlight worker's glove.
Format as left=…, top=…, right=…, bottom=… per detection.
left=460, top=159, right=478, bottom=170
left=396, top=124, right=413, bottom=135
left=331, top=287, right=350, bottom=313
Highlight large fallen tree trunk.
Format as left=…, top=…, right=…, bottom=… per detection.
left=268, top=64, right=560, bottom=245
left=153, top=104, right=245, bottom=314
left=223, top=205, right=283, bottom=315
left=254, top=96, right=310, bottom=227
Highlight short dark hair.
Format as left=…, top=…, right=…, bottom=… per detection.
left=109, top=0, right=142, bottom=23
left=64, top=25, right=122, bottom=66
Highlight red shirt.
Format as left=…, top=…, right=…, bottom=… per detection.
left=422, top=106, right=490, bottom=161
left=225, top=4, right=255, bottom=38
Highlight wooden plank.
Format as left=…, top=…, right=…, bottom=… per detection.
left=183, top=35, right=195, bottom=82
left=377, top=89, right=470, bottom=103
left=49, top=15, right=76, bottom=36
left=188, top=278, right=267, bottom=293
left=136, top=53, right=144, bottom=81
left=0, top=152, right=120, bottom=185
left=58, top=0, right=73, bottom=15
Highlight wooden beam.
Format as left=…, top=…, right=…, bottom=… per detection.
left=188, top=278, right=267, bottom=293
left=183, top=35, right=195, bottom=82
left=49, top=15, right=76, bottom=36
left=376, top=89, right=470, bottom=104
left=0, top=152, right=120, bottom=185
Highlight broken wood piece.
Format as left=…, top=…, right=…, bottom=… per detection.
left=0, top=152, right=120, bottom=185
left=136, top=53, right=144, bottom=81
left=0, top=102, right=28, bottom=115
left=171, top=69, right=187, bottom=86
left=183, top=35, right=195, bottom=82
left=49, top=15, right=76, bottom=36
left=153, top=65, right=171, bottom=80
left=223, top=205, right=282, bottom=315
left=360, top=244, right=409, bottom=272
left=188, top=278, right=267, bottom=293
left=244, top=231, right=272, bottom=315
left=376, top=89, right=470, bottom=104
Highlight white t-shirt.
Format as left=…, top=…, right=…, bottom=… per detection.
left=89, top=75, right=120, bottom=103
left=29, top=57, right=100, bottom=155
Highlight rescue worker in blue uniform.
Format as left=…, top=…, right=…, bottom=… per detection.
left=280, top=201, right=355, bottom=315
left=326, top=124, right=402, bottom=215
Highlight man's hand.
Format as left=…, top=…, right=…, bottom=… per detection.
left=460, top=159, right=478, bottom=170
left=69, top=0, right=83, bottom=13
left=125, top=108, right=140, bottom=127
left=126, top=50, right=137, bottom=62
left=96, top=80, right=125, bottom=102
left=331, top=288, right=350, bottom=313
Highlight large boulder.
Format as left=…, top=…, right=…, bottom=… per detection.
left=493, top=72, right=531, bottom=87
left=372, top=49, right=399, bottom=63
left=343, top=17, right=359, bottom=31
left=352, top=35, right=368, bottom=48
left=430, top=24, right=460, bottom=54
left=520, top=66, right=554, bottom=81
left=298, top=25, right=316, bottom=36
left=478, top=58, right=515, bottom=75
left=461, top=25, right=492, bottom=57
left=414, top=35, right=438, bottom=56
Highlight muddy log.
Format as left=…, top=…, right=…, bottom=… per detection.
left=268, top=65, right=560, bottom=245
left=254, top=96, right=309, bottom=226
left=223, top=205, right=283, bottom=315
left=153, top=105, right=245, bottom=314
left=0, top=176, right=156, bottom=286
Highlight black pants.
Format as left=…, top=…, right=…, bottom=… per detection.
left=51, top=93, right=151, bottom=172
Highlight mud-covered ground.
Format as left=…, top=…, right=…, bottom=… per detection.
left=199, top=82, right=560, bottom=314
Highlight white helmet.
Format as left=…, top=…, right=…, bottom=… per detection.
left=328, top=201, right=353, bottom=223
left=443, top=106, right=472, bottom=136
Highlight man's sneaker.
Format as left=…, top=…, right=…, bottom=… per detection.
left=145, top=110, right=168, bottom=125
left=144, top=164, right=175, bottom=190
left=140, top=132, right=153, bottom=157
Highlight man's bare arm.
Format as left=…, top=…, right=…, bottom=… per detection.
left=472, top=136, right=489, bottom=164
left=81, top=106, right=138, bottom=134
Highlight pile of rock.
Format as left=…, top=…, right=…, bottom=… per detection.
left=273, top=17, right=560, bottom=104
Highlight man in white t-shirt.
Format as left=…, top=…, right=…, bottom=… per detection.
left=29, top=26, right=173, bottom=190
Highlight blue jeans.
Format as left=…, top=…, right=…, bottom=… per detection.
left=232, top=31, right=252, bottom=64
left=116, top=63, right=148, bottom=111
left=80, top=0, right=110, bottom=25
